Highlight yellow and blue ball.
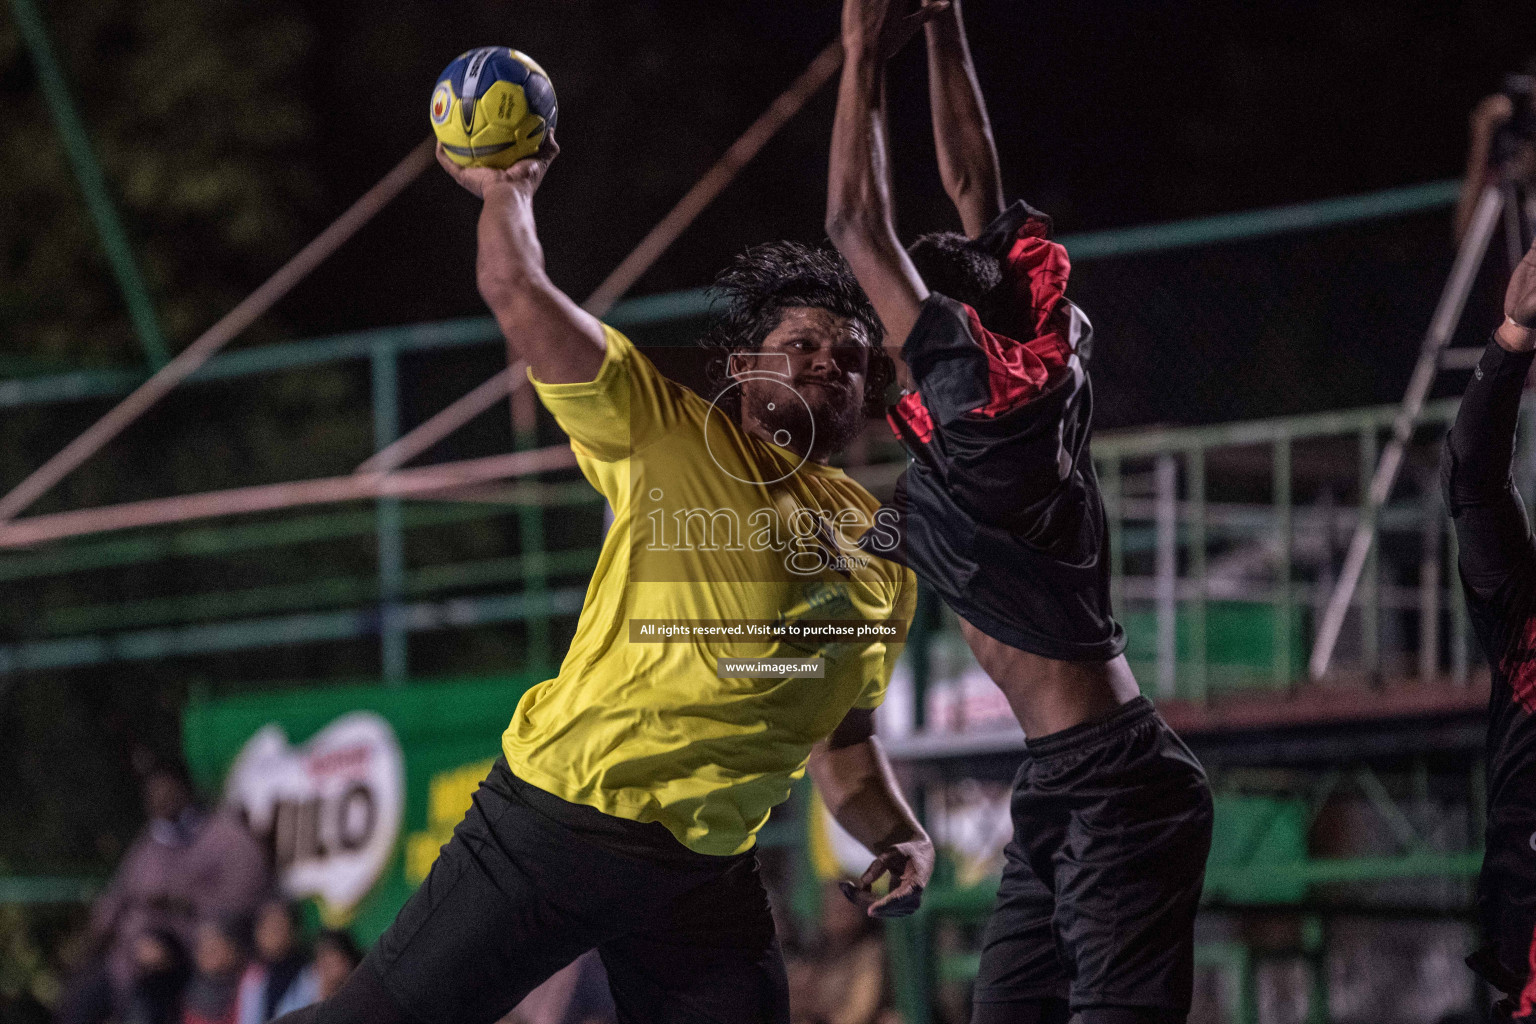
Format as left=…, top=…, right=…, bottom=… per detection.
left=430, top=47, right=557, bottom=168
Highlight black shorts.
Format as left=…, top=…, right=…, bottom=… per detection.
left=972, top=698, right=1213, bottom=1015
left=362, top=758, right=788, bottom=1024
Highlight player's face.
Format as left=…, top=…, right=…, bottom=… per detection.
left=739, top=306, right=870, bottom=461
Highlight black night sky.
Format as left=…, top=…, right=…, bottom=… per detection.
left=271, top=0, right=1536, bottom=431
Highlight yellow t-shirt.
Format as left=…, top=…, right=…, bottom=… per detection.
left=502, top=325, right=915, bottom=856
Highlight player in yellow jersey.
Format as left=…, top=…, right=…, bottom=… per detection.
left=274, top=135, right=926, bottom=1024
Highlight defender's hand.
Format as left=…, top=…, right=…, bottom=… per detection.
left=841, top=834, right=933, bottom=918
left=842, top=0, right=950, bottom=63
left=1498, top=238, right=1536, bottom=352
left=1472, top=93, right=1515, bottom=140
left=436, top=133, right=560, bottom=201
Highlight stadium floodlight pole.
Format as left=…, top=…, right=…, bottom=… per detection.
left=1308, top=182, right=1509, bottom=680
left=0, top=445, right=576, bottom=550
left=357, top=39, right=846, bottom=478
left=0, top=137, right=438, bottom=526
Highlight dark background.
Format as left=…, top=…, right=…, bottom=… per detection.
left=296, top=1, right=1523, bottom=312
left=295, top=0, right=1536, bottom=424
left=7, top=0, right=1536, bottom=422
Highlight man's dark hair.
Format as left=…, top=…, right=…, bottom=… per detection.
left=907, top=230, right=1006, bottom=315
left=700, top=240, right=890, bottom=418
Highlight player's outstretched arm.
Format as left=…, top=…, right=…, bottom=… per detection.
left=923, top=0, right=1005, bottom=238
left=1444, top=238, right=1536, bottom=601
left=807, top=708, right=933, bottom=918
left=826, top=0, right=941, bottom=358
left=437, top=137, right=607, bottom=385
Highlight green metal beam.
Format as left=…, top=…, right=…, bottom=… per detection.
left=44, top=571, right=377, bottom=634
left=0, top=366, right=142, bottom=408
left=1056, top=179, right=1460, bottom=261
left=372, top=343, right=407, bottom=683
left=602, top=286, right=713, bottom=326
left=0, top=177, right=1463, bottom=408
left=1273, top=435, right=1292, bottom=684
left=0, top=587, right=587, bottom=675
left=0, top=875, right=100, bottom=904
left=8, top=0, right=168, bottom=367
left=39, top=548, right=600, bottom=635
left=892, top=848, right=1484, bottom=922
left=1094, top=397, right=1464, bottom=458
left=0, top=485, right=600, bottom=583
left=0, top=288, right=718, bottom=410
left=198, top=317, right=499, bottom=381
left=1203, top=850, right=1483, bottom=888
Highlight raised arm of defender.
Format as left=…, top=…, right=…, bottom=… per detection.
left=825, top=0, right=934, bottom=354
left=436, top=138, right=607, bottom=385
left=924, top=1, right=1005, bottom=238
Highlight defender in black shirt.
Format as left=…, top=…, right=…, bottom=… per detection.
left=827, top=2, right=1212, bottom=1022
left=1446, top=238, right=1536, bottom=1021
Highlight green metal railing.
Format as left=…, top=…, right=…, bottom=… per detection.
left=1094, top=397, right=1485, bottom=696
left=0, top=176, right=1475, bottom=688
left=0, top=284, right=723, bottom=683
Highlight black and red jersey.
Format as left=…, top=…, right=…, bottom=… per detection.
left=860, top=201, right=1125, bottom=663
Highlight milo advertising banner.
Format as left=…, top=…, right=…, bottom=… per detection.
left=182, top=675, right=539, bottom=943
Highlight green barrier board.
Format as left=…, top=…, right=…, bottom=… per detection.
left=182, top=675, right=539, bottom=944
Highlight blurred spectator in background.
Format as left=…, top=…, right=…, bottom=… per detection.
left=56, top=751, right=269, bottom=1024
left=1456, top=58, right=1536, bottom=245
left=309, top=931, right=361, bottom=1002
left=786, top=883, right=895, bottom=1024
left=123, top=930, right=189, bottom=1024
left=181, top=917, right=249, bottom=1024
left=234, top=901, right=317, bottom=1024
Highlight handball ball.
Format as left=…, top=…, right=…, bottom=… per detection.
left=430, top=47, right=557, bottom=168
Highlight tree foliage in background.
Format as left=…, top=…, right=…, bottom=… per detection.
left=0, top=0, right=353, bottom=980
left=0, top=0, right=314, bottom=370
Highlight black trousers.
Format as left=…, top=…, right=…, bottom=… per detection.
left=292, top=758, right=789, bottom=1024
left=972, top=698, right=1213, bottom=1018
